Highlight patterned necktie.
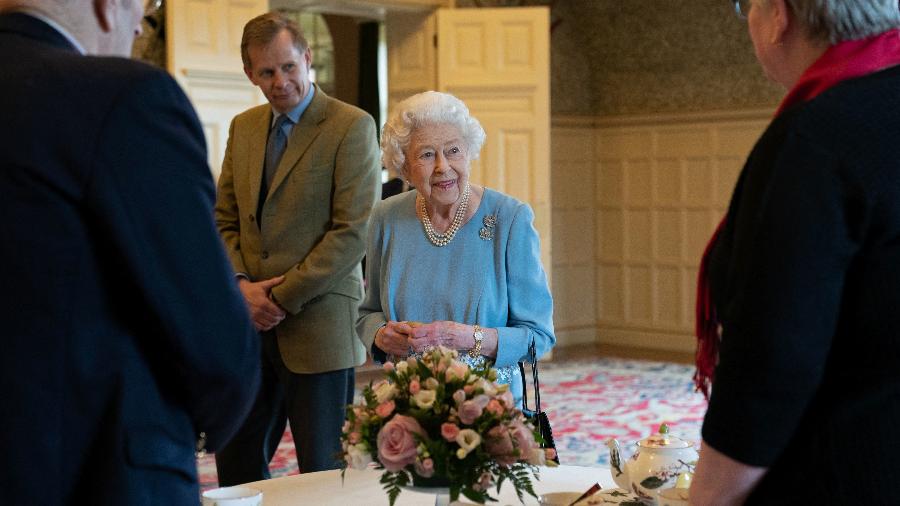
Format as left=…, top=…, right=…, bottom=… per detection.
left=263, top=114, right=291, bottom=194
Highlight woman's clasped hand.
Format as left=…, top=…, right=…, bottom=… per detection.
left=376, top=320, right=486, bottom=356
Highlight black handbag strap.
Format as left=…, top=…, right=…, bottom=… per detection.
left=519, top=338, right=541, bottom=413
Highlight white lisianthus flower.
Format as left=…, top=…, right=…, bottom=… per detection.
left=455, top=429, right=482, bottom=458
left=424, top=377, right=439, bottom=390
left=452, top=389, right=467, bottom=406
left=477, top=378, right=498, bottom=397
left=373, top=381, right=397, bottom=404
left=446, top=361, right=469, bottom=381
left=396, top=360, right=409, bottom=374
left=413, top=389, right=437, bottom=409
left=527, top=448, right=546, bottom=466
left=346, top=443, right=373, bottom=470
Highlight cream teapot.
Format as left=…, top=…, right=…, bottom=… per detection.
left=606, top=424, right=698, bottom=505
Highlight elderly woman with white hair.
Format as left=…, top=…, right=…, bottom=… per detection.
left=691, top=1, right=900, bottom=504
left=356, top=91, right=555, bottom=402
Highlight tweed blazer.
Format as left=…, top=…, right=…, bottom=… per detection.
left=215, top=86, right=381, bottom=373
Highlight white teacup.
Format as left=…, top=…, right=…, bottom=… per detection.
left=201, top=486, right=263, bottom=506
left=657, top=487, right=689, bottom=506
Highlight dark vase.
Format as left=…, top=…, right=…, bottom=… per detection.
left=411, top=473, right=451, bottom=488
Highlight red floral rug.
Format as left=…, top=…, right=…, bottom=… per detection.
left=197, top=357, right=707, bottom=489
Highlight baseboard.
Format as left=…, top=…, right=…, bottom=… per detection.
left=552, top=108, right=774, bottom=129
left=555, top=326, right=598, bottom=347
left=598, top=327, right=695, bottom=354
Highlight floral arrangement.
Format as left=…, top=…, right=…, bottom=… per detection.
left=341, top=346, right=556, bottom=505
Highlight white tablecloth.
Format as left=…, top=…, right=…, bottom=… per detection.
left=245, top=465, right=616, bottom=505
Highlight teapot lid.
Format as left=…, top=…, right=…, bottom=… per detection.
left=637, top=423, right=692, bottom=449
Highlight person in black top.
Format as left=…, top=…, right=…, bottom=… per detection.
left=691, top=1, right=900, bottom=504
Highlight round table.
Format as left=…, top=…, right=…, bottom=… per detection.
left=245, top=465, right=618, bottom=505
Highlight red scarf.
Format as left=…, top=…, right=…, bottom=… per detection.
left=694, top=29, right=900, bottom=399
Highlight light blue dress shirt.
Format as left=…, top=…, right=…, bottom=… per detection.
left=271, top=84, right=315, bottom=134
left=357, top=188, right=556, bottom=402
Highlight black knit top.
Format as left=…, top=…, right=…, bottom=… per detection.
left=703, top=64, right=900, bottom=503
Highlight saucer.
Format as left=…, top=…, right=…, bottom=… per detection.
left=539, top=489, right=641, bottom=505
left=537, top=492, right=584, bottom=506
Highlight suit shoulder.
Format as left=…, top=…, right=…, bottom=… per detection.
left=324, top=94, right=373, bottom=122
left=48, top=55, right=184, bottom=106
left=80, top=56, right=175, bottom=88
left=233, top=103, right=271, bottom=125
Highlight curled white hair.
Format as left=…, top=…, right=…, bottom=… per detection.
left=381, top=91, right=486, bottom=177
left=785, top=0, right=900, bottom=43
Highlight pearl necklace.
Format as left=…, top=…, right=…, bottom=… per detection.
left=418, top=183, right=471, bottom=247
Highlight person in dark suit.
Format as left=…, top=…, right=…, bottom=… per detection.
left=213, top=12, right=381, bottom=483
left=0, top=1, right=260, bottom=504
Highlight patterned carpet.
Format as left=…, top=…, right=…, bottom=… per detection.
left=197, top=357, right=708, bottom=489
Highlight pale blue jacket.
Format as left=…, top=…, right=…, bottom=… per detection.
left=357, top=188, right=556, bottom=401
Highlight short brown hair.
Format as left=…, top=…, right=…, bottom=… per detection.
left=241, top=11, right=309, bottom=68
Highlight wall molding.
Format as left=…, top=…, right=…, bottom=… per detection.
left=555, top=326, right=599, bottom=347
left=180, top=68, right=249, bottom=84
left=552, top=108, right=774, bottom=129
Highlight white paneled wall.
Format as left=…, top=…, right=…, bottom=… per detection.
left=551, top=111, right=771, bottom=351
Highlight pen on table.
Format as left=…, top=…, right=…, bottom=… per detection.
left=568, top=482, right=602, bottom=506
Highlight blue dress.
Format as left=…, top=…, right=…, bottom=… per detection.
left=357, top=188, right=556, bottom=402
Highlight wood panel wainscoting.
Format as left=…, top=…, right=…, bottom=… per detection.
left=550, top=110, right=773, bottom=354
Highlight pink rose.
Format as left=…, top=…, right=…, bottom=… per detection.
left=349, top=431, right=361, bottom=444
left=463, top=385, right=474, bottom=395
left=486, top=399, right=504, bottom=416
left=479, top=471, right=493, bottom=490
left=409, top=379, right=421, bottom=395
left=458, top=394, right=490, bottom=425
left=383, top=362, right=395, bottom=372
left=414, top=457, right=435, bottom=478
left=377, top=415, right=425, bottom=472
left=511, top=420, right=537, bottom=454
left=499, top=390, right=515, bottom=409
left=375, top=400, right=396, bottom=418
left=484, top=426, right=517, bottom=465
left=441, top=422, right=460, bottom=441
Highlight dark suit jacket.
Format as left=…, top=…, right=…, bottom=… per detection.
left=215, top=86, right=381, bottom=374
left=0, top=13, right=260, bottom=505
left=703, top=64, right=900, bottom=503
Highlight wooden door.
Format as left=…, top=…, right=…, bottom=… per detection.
left=387, top=7, right=552, bottom=272
left=166, top=0, right=267, bottom=179
left=437, top=7, right=551, bottom=272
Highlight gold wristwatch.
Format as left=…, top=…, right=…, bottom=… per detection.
left=468, top=324, right=484, bottom=358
